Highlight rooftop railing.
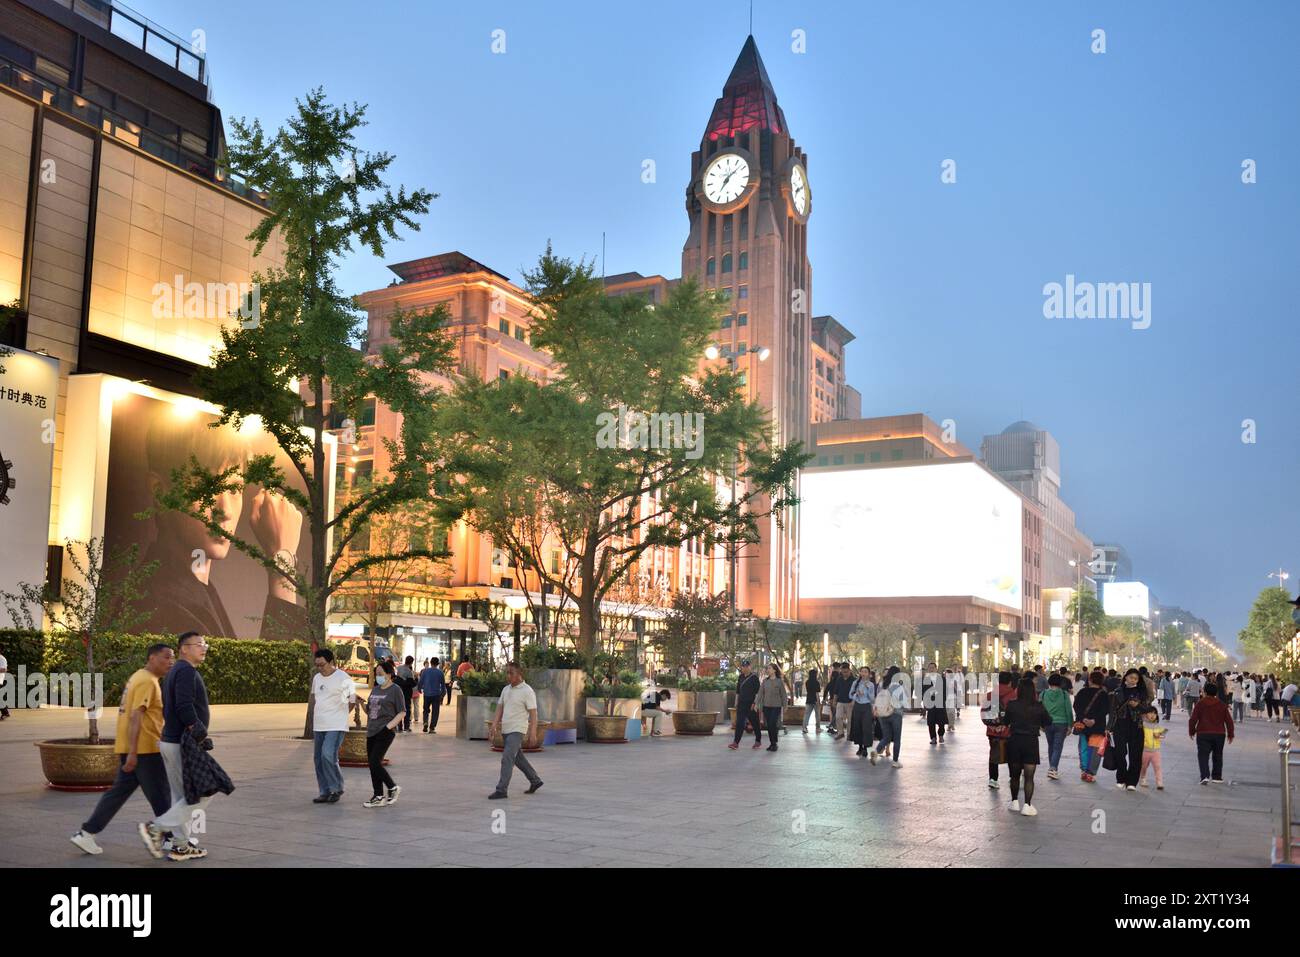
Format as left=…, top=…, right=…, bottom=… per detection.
left=0, top=56, right=266, bottom=207
left=49, top=0, right=207, bottom=85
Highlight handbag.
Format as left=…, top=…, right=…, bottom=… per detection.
left=1101, top=734, right=1118, bottom=771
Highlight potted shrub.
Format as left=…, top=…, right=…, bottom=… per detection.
left=3, top=539, right=157, bottom=790
left=582, top=655, right=642, bottom=743
left=677, top=674, right=729, bottom=726
left=458, top=669, right=508, bottom=740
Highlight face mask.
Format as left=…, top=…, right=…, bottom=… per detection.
left=376, top=675, right=388, bottom=687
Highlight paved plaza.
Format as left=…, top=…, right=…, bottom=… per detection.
left=0, top=702, right=1289, bottom=868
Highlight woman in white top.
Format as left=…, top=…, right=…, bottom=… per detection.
left=871, top=672, right=911, bottom=768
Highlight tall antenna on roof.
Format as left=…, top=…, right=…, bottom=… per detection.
left=749, top=0, right=753, bottom=34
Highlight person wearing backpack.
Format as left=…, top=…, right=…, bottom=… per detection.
left=871, top=672, right=909, bottom=767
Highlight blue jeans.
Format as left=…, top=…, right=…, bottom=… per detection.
left=875, top=712, right=903, bottom=761
left=1044, top=723, right=1069, bottom=771
left=313, top=730, right=346, bottom=795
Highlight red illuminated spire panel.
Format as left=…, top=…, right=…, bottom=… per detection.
left=704, top=35, right=788, bottom=141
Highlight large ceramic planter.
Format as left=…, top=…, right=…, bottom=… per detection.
left=488, top=721, right=551, bottom=753
left=580, top=696, right=642, bottom=740
left=783, top=704, right=807, bottom=726
left=584, top=714, right=630, bottom=743
left=35, top=739, right=119, bottom=791
left=671, top=711, right=718, bottom=735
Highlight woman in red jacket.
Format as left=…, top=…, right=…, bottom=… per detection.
left=1188, top=683, right=1235, bottom=784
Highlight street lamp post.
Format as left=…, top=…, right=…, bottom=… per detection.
left=504, top=594, right=528, bottom=662
left=704, top=342, right=770, bottom=649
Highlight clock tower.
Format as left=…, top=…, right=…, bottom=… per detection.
left=684, top=35, right=811, bottom=623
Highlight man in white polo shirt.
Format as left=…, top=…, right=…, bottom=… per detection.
left=487, top=662, right=542, bottom=799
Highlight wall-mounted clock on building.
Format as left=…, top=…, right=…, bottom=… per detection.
left=782, top=158, right=811, bottom=223
left=699, top=148, right=759, bottom=213
left=0, top=450, right=13, bottom=505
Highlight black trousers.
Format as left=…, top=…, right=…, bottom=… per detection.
left=1112, top=722, right=1144, bottom=786
left=1196, top=734, right=1225, bottom=781
left=762, top=707, right=782, bottom=746
left=733, top=703, right=761, bottom=744
left=367, top=728, right=396, bottom=796
left=82, top=753, right=173, bottom=835
left=422, top=695, right=441, bottom=729
left=927, top=709, right=947, bottom=741
left=1160, top=698, right=1172, bottom=719
left=444, top=681, right=454, bottom=705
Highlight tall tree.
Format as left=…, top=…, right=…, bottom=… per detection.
left=1067, top=589, right=1107, bottom=650
left=434, top=248, right=808, bottom=655
left=848, top=618, right=917, bottom=671
left=1149, top=624, right=1189, bottom=665
left=150, top=91, right=454, bottom=731
left=1238, top=586, right=1296, bottom=667
left=653, top=590, right=730, bottom=678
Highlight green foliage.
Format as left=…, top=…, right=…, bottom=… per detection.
left=431, top=246, right=809, bottom=653
left=1067, top=589, right=1108, bottom=643
left=154, top=89, right=452, bottom=653
left=1238, top=587, right=1296, bottom=668
left=518, top=644, right=586, bottom=670
left=460, top=670, right=509, bottom=698
left=0, top=629, right=44, bottom=671
left=653, top=590, right=729, bottom=673
left=653, top=672, right=679, bottom=688
left=17, top=631, right=337, bottom=706
left=582, top=677, right=642, bottom=699
left=679, top=675, right=731, bottom=692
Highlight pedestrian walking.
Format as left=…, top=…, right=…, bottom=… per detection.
left=71, top=643, right=176, bottom=855
left=1073, top=670, right=1109, bottom=782
left=1110, top=669, right=1156, bottom=792
left=923, top=666, right=947, bottom=744
left=802, top=667, right=822, bottom=734
left=847, top=666, right=877, bottom=757
left=1004, top=676, right=1052, bottom=816
left=831, top=662, right=855, bottom=741
left=758, top=664, right=785, bottom=751
left=1041, top=673, right=1072, bottom=780
left=1137, top=710, right=1166, bottom=790
left=362, top=660, right=406, bottom=807
left=1281, top=680, right=1298, bottom=728
left=984, top=672, right=1017, bottom=789
left=139, top=631, right=218, bottom=862
left=394, top=656, right=417, bottom=732
left=419, top=657, right=446, bottom=733
left=488, top=662, right=543, bottom=798
left=1183, top=672, right=1202, bottom=715
left=1263, top=675, right=1279, bottom=722
left=1158, top=672, right=1175, bottom=721
left=872, top=671, right=908, bottom=767
left=728, top=660, right=763, bottom=750
left=1189, top=683, right=1234, bottom=784
left=310, top=647, right=356, bottom=804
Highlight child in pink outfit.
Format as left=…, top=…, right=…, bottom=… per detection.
left=1138, top=713, right=1165, bottom=789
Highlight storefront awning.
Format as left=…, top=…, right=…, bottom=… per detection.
left=386, top=614, right=489, bottom=633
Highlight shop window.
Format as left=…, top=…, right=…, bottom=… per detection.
left=706, top=257, right=715, bottom=276
left=738, top=250, right=748, bottom=270
left=721, top=253, right=732, bottom=273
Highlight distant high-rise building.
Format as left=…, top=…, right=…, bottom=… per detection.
left=1091, top=543, right=1133, bottom=584
left=981, top=421, right=1094, bottom=592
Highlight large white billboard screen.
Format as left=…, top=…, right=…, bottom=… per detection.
left=1103, top=582, right=1150, bottom=619
left=799, top=462, right=1023, bottom=609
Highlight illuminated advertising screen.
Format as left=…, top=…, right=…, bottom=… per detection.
left=799, top=461, right=1023, bottom=609
left=0, top=346, right=58, bottom=618
left=102, top=390, right=315, bottom=640
left=1102, top=581, right=1150, bottom=619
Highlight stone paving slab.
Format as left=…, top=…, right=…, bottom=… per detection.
left=0, top=702, right=1290, bottom=867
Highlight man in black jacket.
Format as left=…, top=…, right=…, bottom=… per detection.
left=140, top=631, right=213, bottom=862
left=728, top=661, right=763, bottom=750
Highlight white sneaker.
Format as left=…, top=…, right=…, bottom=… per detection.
left=1200, top=778, right=1209, bottom=786
left=1046, top=770, right=1059, bottom=780
left=1126, top=785, right=1137, bottom=792
left=362, top=795, right=389, bottom=808
left=1116, top=783, right=1126, bottom=789
left=988, top=778, right=1000, bottom=789
left=70, top=830, right=102, bottom=855
left=386, top=785, right=401, bottom=805
left=891, top=760, right=901, bottom=768
left=1020, top=803, right=1038, bottom=817
left=869, top=751, right=880, bottom=765
left=1139, top=780, right=1149, bottom=788
left=1007, top=799, right=1021, bottom=813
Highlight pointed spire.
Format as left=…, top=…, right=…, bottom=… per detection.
left=704, top=35, right=787, bottom=142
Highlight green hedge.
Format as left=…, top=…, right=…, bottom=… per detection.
left=1, top=630, right=337, bottom=706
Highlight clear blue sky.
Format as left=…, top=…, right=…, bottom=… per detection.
left=140, top=0, right=1300, bottom=653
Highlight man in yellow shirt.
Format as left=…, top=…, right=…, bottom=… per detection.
left=70, top=642, right=176, bottom=855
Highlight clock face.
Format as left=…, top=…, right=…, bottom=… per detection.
left=790, top=164, right=809, bottom=216
left=702, top=152, right=752, bottom=206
